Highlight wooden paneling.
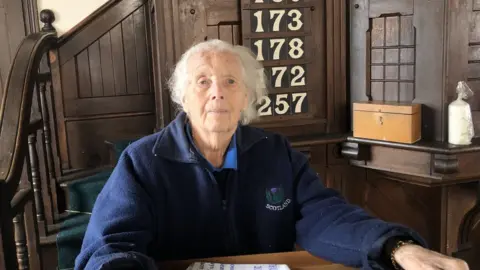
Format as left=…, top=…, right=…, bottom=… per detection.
left=466, top=1, right=480, bottom=134
left=66, top=114, right=155, bottom=168
left=350, top=0, right=446, bottom=141
left=52, top=0, right=155, bottom=169
left=206, top=0, right=239, bottom=25
left=65, top=95, right=154, bottom=117
left=325, top=166, right=347, bottom=195
left=368, top=0, right=413, bottom=17
left=76, top=49, right=91, bottom=98
left=206, top=24, right=241, bottom=44
left=0, top=0, right=39, bottom=98
left=149, top=0, right=172, bottom=129
left=320, top=162, right=478, bottom=255
left=447, top=0, right=470, bottom=109
left=346, top=138, right=480, bottom=185
left=110, top=24, right=127, bottom=95
left=58, top=0, right=145, bottom=65
left=445, top=183, right=478, bottom=255
left=327, top=0, right=348, bottom=133
left=352, top=0, right=480, bottom=141
left=369, top=15, right=415, bottom=102
left=241, top=0, right=326, bottom=137
left=367, top=146, right=431, bottom=176
left=352, top=170, right=443, bottom=252
left=150, top=0, right=346, bottom=136
left=63, top=8, right=151, bottom=101
left=123, top=14, right=139, bottom=95
left=149, top=0, right=250, bottom=129
left=99, top=35, right=114, bottom=96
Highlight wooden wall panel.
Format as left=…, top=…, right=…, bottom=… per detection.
left=111, top=24, right=127, bottom=95
left=66, top=114, right=155, bottom=168
left=369, top=15, right=415, bottom=102
left=466, top=1, right=480, bottom=135
left=206, top=24, right=241, bottom=44
left=0, top=0, right=38, bottom=98
left=353, top=0, right=480, bottom=142
left=351, top=0, right=446, bottom=141
left=345, top=170, right=444, bottom=252
left=151, top=0, right=346, bottom=137
left=53, top=0, right=155, bottom=169
left=446, top=183, right=478, bottom=255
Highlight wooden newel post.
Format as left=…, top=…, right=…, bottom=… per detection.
left=40, top=9, right=55, bottom=32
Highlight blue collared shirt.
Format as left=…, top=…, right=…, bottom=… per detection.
left=185, top=122, right=237, bottom=171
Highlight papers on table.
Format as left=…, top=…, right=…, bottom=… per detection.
left=186, top=262, right=291, bottom=270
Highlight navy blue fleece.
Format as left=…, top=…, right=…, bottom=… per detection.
left=75, top=112, right=426, bottom=270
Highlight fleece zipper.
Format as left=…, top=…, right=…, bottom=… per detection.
left=204, top=169, right=238, bottom=254
left=225, top=171, right=238, bottom=254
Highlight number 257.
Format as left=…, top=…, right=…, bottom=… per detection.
left=255, top=0, right=300, bottom=2
left=258, top=92, right=307, bottom=116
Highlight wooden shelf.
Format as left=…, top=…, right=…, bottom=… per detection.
left=341, top=136, right=480, bottom=186
left=348, top=136, right=480, bottom=155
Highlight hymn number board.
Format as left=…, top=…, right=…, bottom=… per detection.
left=242, top=0, right=319, bottom=119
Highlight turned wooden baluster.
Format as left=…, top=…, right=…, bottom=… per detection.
left=39, top=80, right=57, bottom=216
left=27, top=134, right=46, bottom=236
left=13, top=213, right=28, bottom=270
left=39, top=10, right=59, bottom=221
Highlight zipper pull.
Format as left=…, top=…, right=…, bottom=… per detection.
left=222, top=200, right=227, bottom=210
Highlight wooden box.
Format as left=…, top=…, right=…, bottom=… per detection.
left=353, top=102, right=421, bottom=144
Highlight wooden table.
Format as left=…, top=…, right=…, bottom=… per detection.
left=157, top=251, right=355, bottom=270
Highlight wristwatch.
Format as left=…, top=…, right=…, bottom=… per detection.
left=390, top=240, right=416, bottom=270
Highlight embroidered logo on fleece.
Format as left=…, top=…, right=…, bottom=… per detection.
left=265, top=186, right=291, bottom=211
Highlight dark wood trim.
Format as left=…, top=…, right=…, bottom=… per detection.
left=57, top=0, right=122, bottom=44
left=326, top=0, right=348, bottom=133
left=64, top=111, right=154, bottom=122
left=0, top=181, right=16, bottom=270
left=0, top=0, right=40, bottom=98
left=454, top=245, right=480, bottom=269
left=0, top=32, right=57, bottom=181
left=0, top=24, right=59, bottom=269
left=27, top=119, right=43, bottom=134
left=346, top=145, right=480, bottom=187
left=150, top=0, right=179, bottom=127
left=444, top=0, right=471, bottom=141
left=58, top=0, right=146, bottom=66
left=289, top=133, right=348, bottom=148
left=49, top=49, right=69, bottom=170
left=23, top=0, right=40, bottom=34
left=458, top=204, right=480, bottom=246
left=433, top=154, right=459, bottom=174
left=57, top=165, right=112, bottom=185
left=10, top=188, right=32, bottom=217
left=340, top=141, right=369, bottom=160
left=347, top=136, right=480, bottom=154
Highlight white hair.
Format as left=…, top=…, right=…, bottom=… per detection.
left=167, top=39, right=268, bottom=125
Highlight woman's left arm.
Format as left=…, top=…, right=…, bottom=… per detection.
left=289, top=143, right=468, bottom=270
left=289, top=143, right=424, bottom=269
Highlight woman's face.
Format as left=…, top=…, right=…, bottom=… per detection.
left=183, top=51, right=248, bottom=134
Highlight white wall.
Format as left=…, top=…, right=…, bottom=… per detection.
left=37, top=0, right=109, bottom=36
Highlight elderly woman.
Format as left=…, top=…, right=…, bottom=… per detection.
left=75, top=39, right=468, bottom=270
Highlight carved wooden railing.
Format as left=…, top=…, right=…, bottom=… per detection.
left=0, top=10, right=60, bottom=270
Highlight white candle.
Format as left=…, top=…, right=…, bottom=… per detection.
left=448, top=99, right=474, bottom=145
